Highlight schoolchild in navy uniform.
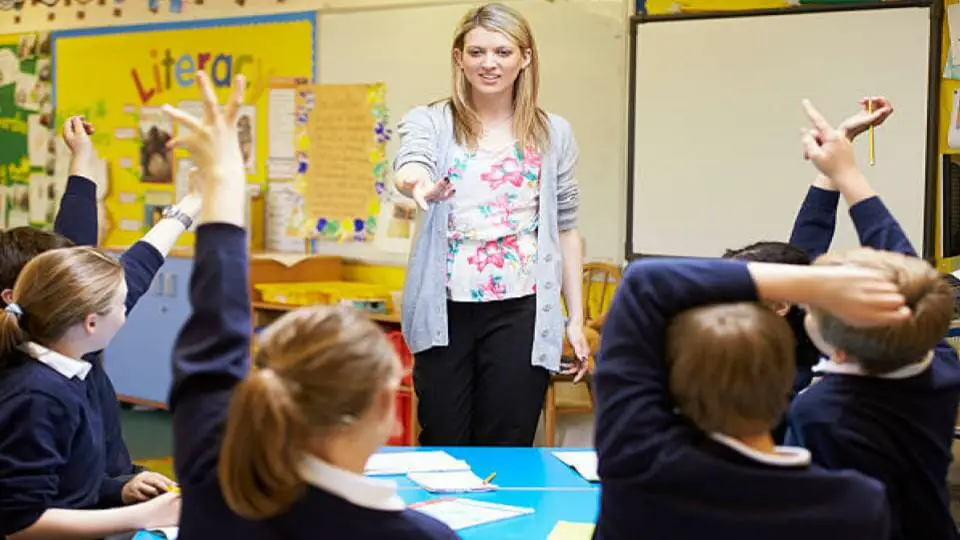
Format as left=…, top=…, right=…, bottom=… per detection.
left=593, top=204, right=915, bottom=535
left=724, top=97, right=896, bottom=424
left=0, top=115, right=201, bottom=510
left=164, top=71, right=458, bottom=540
left=0, top=247, right=181, bottom=539
left=786, top=100, right=960, bottom=540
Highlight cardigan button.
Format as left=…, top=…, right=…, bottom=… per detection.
left=544, top=281, right=553, bottom=289
left=544, top=254, right=553, bottom=262
left=539, top=353, right=548, bottom=362
left=543, top=304, right=552, bottom=312
left=541, top=329, right=549, bottom=338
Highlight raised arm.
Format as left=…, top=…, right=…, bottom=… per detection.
left=788, top=179, right=839, bottom=260
left=790, top=97, right=894, bottom=259
left=164, top=71, right=250, bottom=488
left=53, top=117, right=99, bottom=246
left=800, top=98, right=914, bottom=257
left=594, top=258, right=758, bottom=477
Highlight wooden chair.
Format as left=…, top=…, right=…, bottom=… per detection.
left=542, top=261, right=622, bottom=447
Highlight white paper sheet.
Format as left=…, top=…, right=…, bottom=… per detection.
left=552, top=450, right=599, bottom=482
left=411, top=498, right=533, bottom=531
left=364, top=451, right=470, bottom=476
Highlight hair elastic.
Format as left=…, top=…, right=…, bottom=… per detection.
left=4, top=303, right=22, bottom=319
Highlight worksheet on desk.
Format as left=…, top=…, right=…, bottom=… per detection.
left=364, top=451, right=470, bottom=476
left=411, top=498, right=533, bottom=530
left=552, top=451, right=599, bottom=482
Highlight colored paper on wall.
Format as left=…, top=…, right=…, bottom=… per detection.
left=293, top=82, right=389, bottom=243
left=53, top=13, right=316, bottom=250
left=0, top=31, right=55, bottom=230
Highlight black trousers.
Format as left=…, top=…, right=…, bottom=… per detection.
left=414, top=295, right=550, bottom=447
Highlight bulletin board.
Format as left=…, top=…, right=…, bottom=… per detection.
left=52, top=12, right=316, bottom=250
left=0, top=31, right=57, bottom=230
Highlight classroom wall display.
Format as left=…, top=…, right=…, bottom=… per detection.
left=52, top=12, right=316, bottom=250
left=293, top=82, right=391, bottom=244
left=638, top=0, right=900, bottom=16
left=0, top=31, right=59, bottom=230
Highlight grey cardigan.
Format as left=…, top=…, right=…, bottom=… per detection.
left=393, top=101, right=580, bottom=372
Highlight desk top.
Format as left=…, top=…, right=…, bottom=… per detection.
left=134, top=447, right=599, bottom=539
left=377, top=446, right=597, bottom=490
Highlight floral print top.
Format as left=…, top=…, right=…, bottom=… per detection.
left=446, top=141, right=541, bottom=302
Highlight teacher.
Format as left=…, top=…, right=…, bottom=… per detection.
left=393, top=2, right=588, bottom=447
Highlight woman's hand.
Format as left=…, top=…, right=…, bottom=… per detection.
left=395, top=164, right=454, bottom=210
left=563, top=323, right=591, bottom=383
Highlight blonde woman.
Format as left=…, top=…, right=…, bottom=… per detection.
left=394, top=3, right=588, bottom=447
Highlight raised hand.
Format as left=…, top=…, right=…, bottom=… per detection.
left=808, top=264, right=910, bottom=327
left=837, top=96, right=893, bottom=141
left=800, top=99, right=858, bottom=179
left=161, top=71, right=247, bottom=227
left=62, top=115, right=96, bottom=179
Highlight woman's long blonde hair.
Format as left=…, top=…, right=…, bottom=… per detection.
left=449, top=3, right=550, bottom=152
left=218, top=306, right=401, bottom=520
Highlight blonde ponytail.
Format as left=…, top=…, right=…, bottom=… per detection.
left=219, top=368, right=307, bottom=519
left=0, top=305, right=25, bottom=363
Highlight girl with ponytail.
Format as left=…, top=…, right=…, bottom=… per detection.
left=0, top=246, right=180, bottom=539
left=166, top=71, right=457, bottom=539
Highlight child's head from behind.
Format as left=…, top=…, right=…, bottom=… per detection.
left=0, top=246, right=126, bottom=360
left=805, top=248, right=953, bottom=375
left=724, top=241, right=810, bottom=317
left=219, top=306, right=402, bottom=520
left=0, top=227, right=75, bottom=301
left=667, top=302, right=795, bottom=438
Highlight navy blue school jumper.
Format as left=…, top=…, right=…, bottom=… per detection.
left=786, top=196, right=960, bottom=540
left=52, top=174, right=165, bottom=508
left=169, top=223, right=458, bottom=540
left=0, top=242, right=162, bottom=536
left=787, top=186, right=841, bottom=394
left=593, top=258, right=890, bottom=540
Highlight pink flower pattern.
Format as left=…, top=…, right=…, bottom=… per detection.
left=446, top=143, right=541, bottom=302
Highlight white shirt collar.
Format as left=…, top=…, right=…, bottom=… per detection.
left=708, top=432, right=811, bottom=467
left=298, top=455, right=405, bottom=512
left=19, top=342, right=91, bottom=380
left=812, top=350, right=933, bottom=380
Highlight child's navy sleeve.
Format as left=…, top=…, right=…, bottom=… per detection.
left=53, top=175, right=98, bottom=247
left=788, top=186, right=840, bottom=260
left=848, top=196, right=917, bottom=257
left=117, top=241, right=165, bottom=314
left=168, top=223, right=250, bottom=488
left=594, top=258, right=757, bottom=479
left=0, top=392, right=74, bottom=536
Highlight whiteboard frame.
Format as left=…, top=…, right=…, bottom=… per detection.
left=623, top=1, right=943, bottom=262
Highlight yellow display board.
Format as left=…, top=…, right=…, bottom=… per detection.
left=52, top=12, right=316, bottom=250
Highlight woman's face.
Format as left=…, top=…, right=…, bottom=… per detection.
left=456, top=27, right=531, bottom=98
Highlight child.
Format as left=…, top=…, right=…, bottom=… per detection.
left=0, top=247, right=180, bottom=538
left=0, top=115, right=195, bottom=509
left=165, top=71, right=458, bottom=539
left=724, top=97, right=895, bottom=399
left=592, top=250, right=914, bottom=537
left=786, top=100, right=960, bottom=540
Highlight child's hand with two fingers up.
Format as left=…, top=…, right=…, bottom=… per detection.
left=801, top=99, right=878, bottom=206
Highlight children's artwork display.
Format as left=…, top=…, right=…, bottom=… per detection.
left=293, top=82, right=391, bottom=244
left=0, top=31, right=57, bottom=230
left=53, top=12, right=316, bottom=249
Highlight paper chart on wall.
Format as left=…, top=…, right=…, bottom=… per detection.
left=267, top=77, right=308, bottom=180
left=294, top=82, right=390, bottom=243
left=948, top=89, right=960, bottom=150
left=266, top=181, right=306, bottom=253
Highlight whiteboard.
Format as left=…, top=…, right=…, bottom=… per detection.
left=318, top=2, right=627, bottom=261
left=628, top=7, right=932, bottom=258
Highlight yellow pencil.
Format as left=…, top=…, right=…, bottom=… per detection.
left=483, top=472, right=497, bottom=485
left=868, top=99, right=876, bottom=166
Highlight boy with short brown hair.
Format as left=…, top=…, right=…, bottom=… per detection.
left=786, top=100, right=960, bottom=540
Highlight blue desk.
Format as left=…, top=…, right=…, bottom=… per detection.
left=377, top=446, right=596, bottom=490
left=134, top=447, right=599, bottom=539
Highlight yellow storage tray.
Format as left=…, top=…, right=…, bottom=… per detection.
left=254, top=281, right=392, bottom=309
